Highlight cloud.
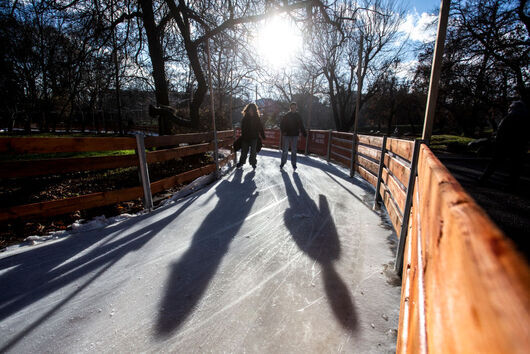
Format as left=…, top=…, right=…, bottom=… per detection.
left=395, top=60, right=418, bottom=80
left=399, top=11, right=437, bottom=43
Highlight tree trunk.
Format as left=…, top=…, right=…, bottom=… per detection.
left=139, top=0, right=172, bottom=135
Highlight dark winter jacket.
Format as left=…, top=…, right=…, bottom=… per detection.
left=496, top=101, right=529, bottom=151
left=280, top=112, right=307, bottom=137
left=241, top=114, right=265, bottom=141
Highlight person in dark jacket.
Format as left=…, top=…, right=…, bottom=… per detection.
left=479, top=100, right=529, bottom=186
left=280, top=102, right=307, bottom=170
left=238, top=103, right=266, bottom=169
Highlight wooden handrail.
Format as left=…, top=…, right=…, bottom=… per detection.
left=397, top=145, right=530, bottom=353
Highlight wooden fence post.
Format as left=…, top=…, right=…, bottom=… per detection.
left=373, top=135, right=388, bottom=210
left=395, top=139, right=423, bottom=275
left=135, top=133, right=153, bottom=211
left=326, top=130, right=332, bottom=161
left=305, top=129, right=310, bottom=155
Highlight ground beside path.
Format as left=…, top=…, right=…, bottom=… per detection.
left=0, top=149, right=401, bottom=353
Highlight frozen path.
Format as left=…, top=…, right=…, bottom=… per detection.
left=0, top=149, right=401, bottom=353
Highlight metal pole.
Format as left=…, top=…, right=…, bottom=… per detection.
left=351, top=33, right=363, bottom=176
left=206, top=39, right=220, bottom=178
left=395, top=139, right=423, bottom=275
left=229, top=68, right=237, bottom=165
left=373, top=136, right=388, bottom=210
left=326, top=130, right=333, bottom=161
left=422, top=0, right=451, bottom=145
left=135, top=133, right=153, bottom=211
left=305, top=129, right=310, bottom=155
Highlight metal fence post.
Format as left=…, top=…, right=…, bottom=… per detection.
left=349, top=133, right=357, bottom=177
left=373, top=135, right=388, bottom=210
left=232, top=128, right=237, bottom=165
left=305, top=129, right=310, bottom=155
left=326, top=129, right=332, bottom=161
left=395, top=139, right=423, bottom=275
left=135, top=133, right=153, bottom=211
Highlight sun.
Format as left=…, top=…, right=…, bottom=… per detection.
left=255, top=16, right=303, bottom=69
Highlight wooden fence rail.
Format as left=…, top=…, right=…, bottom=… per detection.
left=0, top=130, right=235, bottom=222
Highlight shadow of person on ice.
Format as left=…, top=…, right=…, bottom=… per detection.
left=281, top=171, right=357, bottom=331
left=155, top=168, right=257, bottom=337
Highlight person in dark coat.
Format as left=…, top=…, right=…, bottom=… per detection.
left=238, top=103, right=266, bottom=169
left=479, top=100, right=529, bottom=186
left=280, top=102, right=307, bottom=170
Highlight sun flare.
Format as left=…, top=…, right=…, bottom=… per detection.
left=255, top=16, right=303, bottom=69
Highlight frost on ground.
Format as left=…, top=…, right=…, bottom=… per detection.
left=0, top=148, right=400, bottom=353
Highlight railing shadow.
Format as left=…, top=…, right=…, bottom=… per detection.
left=155, top=168, right=258, bottom=337
left=0, top=194, right=199, bottom=352
left=281, top=171, right=357, bottom=331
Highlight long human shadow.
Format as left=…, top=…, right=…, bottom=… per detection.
left=155, top=168, right=258, bottom=336
left=281, top=171, right=357, bottom=331
left=259, top=148, right=373, bottom=194
left=0, top=195, right=198, bottom=352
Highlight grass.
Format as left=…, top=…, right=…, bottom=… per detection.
left=429, top=134, right=475, bottom=153
left=0, top=149, right=136, bottom=162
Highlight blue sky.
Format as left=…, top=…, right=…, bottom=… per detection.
left=408, top=0, right=441, bottom=14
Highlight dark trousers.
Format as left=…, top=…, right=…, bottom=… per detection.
left=239, top=139, right=258, bottom=166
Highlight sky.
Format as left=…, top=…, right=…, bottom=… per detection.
left=409, top=0, right=441, bottom=14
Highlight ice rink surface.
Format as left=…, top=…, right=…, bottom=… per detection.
left=0, top=149, right=401, bottom=353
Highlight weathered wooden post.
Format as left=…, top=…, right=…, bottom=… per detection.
left=135, top=133, right=153, bottom=211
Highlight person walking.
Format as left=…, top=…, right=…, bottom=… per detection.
left=479, top=100, right=529, bottom=187
left=280, top=102, right=307, bottom=170
left=237, top=103, right=265, bottom=169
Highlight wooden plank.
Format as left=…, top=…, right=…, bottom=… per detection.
left=330, top=152, right=351, bottom=168
left=217, top=130, right=235, bottom=139
left=0, top=154, right=138, bottom=178
left=331, top=143, right=352, bottom=156
left=0, top=137, right=136, bottom=154
left=332, top=131, right=353, bottom=140
left=355, top=164, right=377, bottom=187
left=380, top=185, right=403, bottom=233
left=381, top=167, right=406, bottom=212
left=384, top=154, right=411, bottom=188
left=357, top=144, right=382, bottom=163
left=398, top=144, right=530, bottom=353
left=150, top=164, right=216, bottom=194
left=331, top=137, right=353, bottom=149
left=386, top=138, right=414, bottom=161
left=0, top=186, right=144, bottom=222
left=357, top=134, right=383, bottom=148
left=356, top=155, right=379, bottom=176
left=146, top=143, right=212, bottom=164
left=0, top=163, right=221, bottom=222
left=145, top=132, right=212, bottom=148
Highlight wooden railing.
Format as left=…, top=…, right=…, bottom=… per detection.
left=0, top=130, right=235, bottom=222
left=256, top=128, right=529, bottom=353
left=396, top=145, right=529, bottom=353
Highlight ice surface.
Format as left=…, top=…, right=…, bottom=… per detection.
left=0, top=149, right=401, bottom=353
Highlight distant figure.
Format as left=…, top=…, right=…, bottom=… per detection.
left=237, top=103, right=265, bottom=169
left=479, top=100, right=529, bottom=186
left=280, top=102, right=307, bottom=171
